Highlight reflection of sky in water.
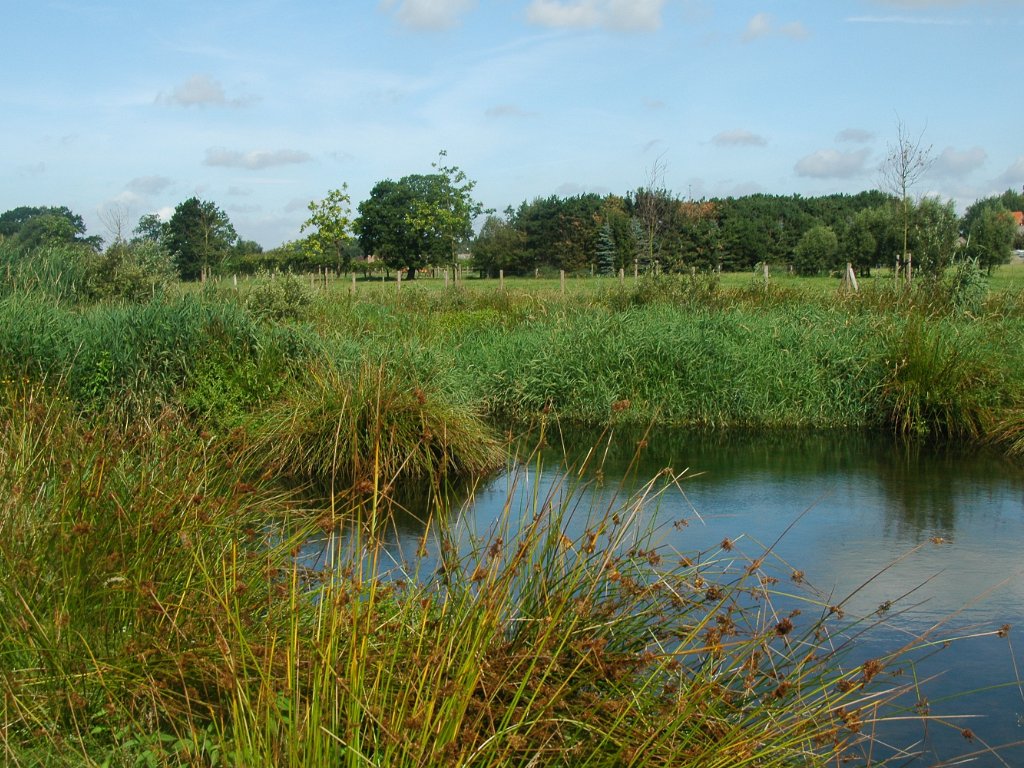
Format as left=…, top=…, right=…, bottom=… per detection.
left=300, top=431, right=1024, bottom=765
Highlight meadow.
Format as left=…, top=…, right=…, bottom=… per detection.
left=2, top=243, right=1023, bottom=766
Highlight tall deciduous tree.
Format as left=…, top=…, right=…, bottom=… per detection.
left=301, top=186, right=355, bottom=272
left=165, top=197, right=237, bottom=280
left=132, top=213, right=167, bottom=245
left=880, top=119, right=933, bottom=282
left=472, top=215, right=527, bottom=277
left=357, top=153, right=485, bottom=279
left=0, top=205, right=101, bottom=250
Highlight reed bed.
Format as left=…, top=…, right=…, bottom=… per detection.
left=3, top=386, right=1000, bottom=766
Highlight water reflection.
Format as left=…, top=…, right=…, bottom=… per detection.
left=300, top=427, right=1024, bottom=765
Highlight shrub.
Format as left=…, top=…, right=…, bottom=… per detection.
left=244, top=270, right=312, bottom=322
left=82, top=239, right=177, bottom=302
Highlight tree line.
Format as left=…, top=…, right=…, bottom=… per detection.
left=2, top=163, right=1022, bottom=283
left=472, top=187, right=1024, bottom=279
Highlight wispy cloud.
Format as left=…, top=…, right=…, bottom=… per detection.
left=16, top=162, right=47, bottom=178
left=156, top=75, right=256, bottom=108
left=868, top=0, right=985, bottom=7
left=380, top=0, right=477, bottom=30
left=126, top=176, right=174, bottom=195
left=485, top=104, right=538, bottom=118
left=794, top=148, right=871, bottom=178
left=845, top=15, right=969, bottom=25
left=526, top=0, right=666, bottom=32
left=742, top=12, right=809, bottom=42
left=996, top=157, right=1024, bottom=186
left=836, top=128, right=875, bottom=143
left=204, top=148, right=313, bottom=170
left=712, top=129, right=767, bottom=147
left=932, top=146, right=987, bottom=177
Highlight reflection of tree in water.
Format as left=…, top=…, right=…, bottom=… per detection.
left=534, top=424, right=882, bottom=486
left=871, top=441, right=1017, bottom=537
left=542, top=425, right=1024, bottom=539
left=295, top=476, right=484, bottom=576
left=294, top=426, right=1024, bottom=572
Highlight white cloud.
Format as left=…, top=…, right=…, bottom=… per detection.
left=380, top=0, right=476, bottom=30
left=204, top=148, right=313, bottom=170
left=932, top=146, right=987, bottom=177
left=712, top=129, right=767, bottom=147
left=836, top=128, right=875, bottom=143
left=742, top=12, right=809, bottom=42
left=794, top=148, right=871, bottom=178
left=526, top=0, right=666, bottom=32
left=157, top=75, right=255, bottom=108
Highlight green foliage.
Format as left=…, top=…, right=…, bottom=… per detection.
left=357, top=153, right=485, bottom=278
left=0, top=204, right=101, bottom=251
left=0, top=241, right=91, bottom=302
left=132, top=212, right=166, bottom=243
left=301, top=186, right=355, bottom=272
left=876, top=316, right=1002, bottom=439
left=963, top=201, right=1017, bottom=272
left=82, top=240, right=177, bottom=302
left=0, top=384, right=306, bottom=765
left=909, top=197, right=960, bottom=277
left=595, top=221, right=617, bottom=275
left=243, top=270, right=313, bottom=322
left=471, top=214, right=527, bottom=277
left=0, top=292, right=306, bottom=415
left=792, top=224, right=838, bottom=276
left=165, top=197, right=238, bottom=280
left=944, top=257, right=989, bottom=314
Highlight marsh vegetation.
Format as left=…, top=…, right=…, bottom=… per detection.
left=2, top=241, right=1024, bottom=765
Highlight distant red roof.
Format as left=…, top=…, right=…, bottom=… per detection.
left=1013, top=211, right=1024, bottom=227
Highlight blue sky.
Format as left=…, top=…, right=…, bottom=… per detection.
left=3, top=0, right=1023, bottom=248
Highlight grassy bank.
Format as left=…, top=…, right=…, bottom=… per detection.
left=4, top=243, right=1023, bottom=446
left=3, top=244, right=1024, bottom=764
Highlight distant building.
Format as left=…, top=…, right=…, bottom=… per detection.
left=1013, top=211, right=1024, bottom=231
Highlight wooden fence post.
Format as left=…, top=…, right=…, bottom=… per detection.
left=560, top=270, right=565, bottom=295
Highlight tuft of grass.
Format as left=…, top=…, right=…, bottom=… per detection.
left=874, top=315, right=1005, bottom=440
left=242, top=360, right=506, bottom=495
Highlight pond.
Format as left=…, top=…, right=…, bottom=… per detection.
left=303, top=428, right=1024, bottom=765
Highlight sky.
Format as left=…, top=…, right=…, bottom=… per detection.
left=2, top=0, right=1023, bottom=249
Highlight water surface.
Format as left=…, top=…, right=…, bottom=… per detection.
left=306, top=428, right=1024, bottom=765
